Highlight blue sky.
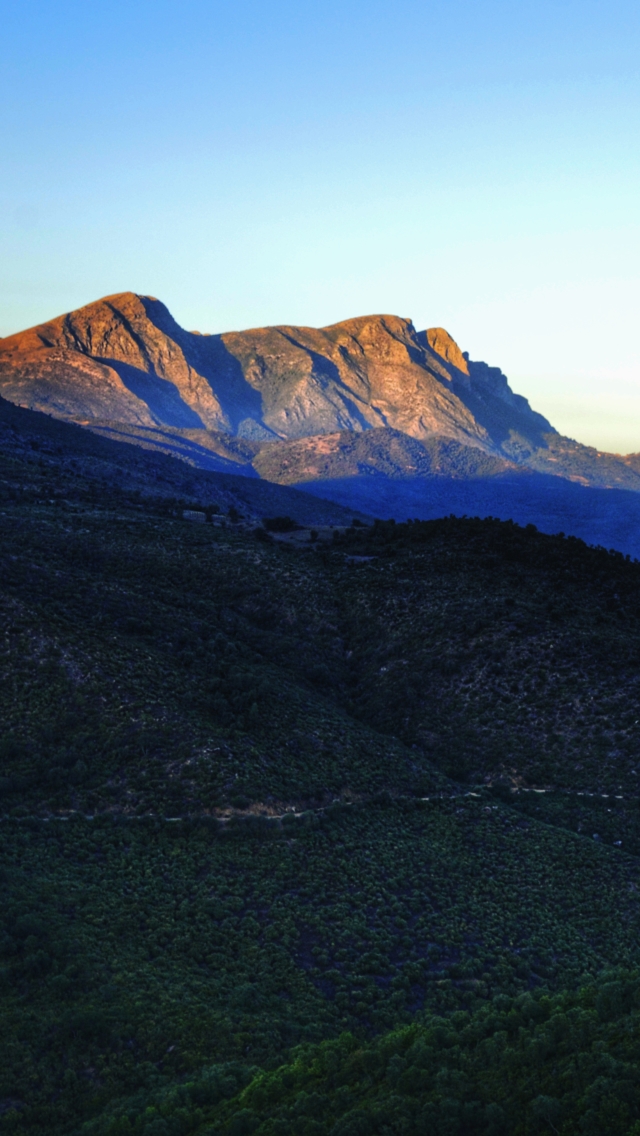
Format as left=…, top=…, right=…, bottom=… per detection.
left=1, top=0, right=639, bottom=451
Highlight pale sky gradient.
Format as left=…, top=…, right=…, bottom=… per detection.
left=1, top=0, right=639, bottom=451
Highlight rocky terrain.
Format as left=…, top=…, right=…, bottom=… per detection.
left=6, top=291, right=640, bottom=559
left=4, top=291, right=640, bottom=494
left=0, top=293, right=549, bottom=449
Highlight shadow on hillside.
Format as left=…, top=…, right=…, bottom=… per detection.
left=88, top=422, right=259, bottom=476
left=278, top=330, right=379, bottom=432
left=137, top=295, right=271, bottom=435
left=97, top=358, right=205, bottom=428
left=452, top=376, right=553, bottom=457
left=296, top=472, right=640, bottom=558
left=195, top=337, right=274, bottom=436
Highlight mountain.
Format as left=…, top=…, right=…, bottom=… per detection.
left=3, top=291, right=640, bottom=554
left=0, top=291, right=551, bottom=450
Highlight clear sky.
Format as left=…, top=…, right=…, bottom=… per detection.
left=1, top=0, right=639, bottom=452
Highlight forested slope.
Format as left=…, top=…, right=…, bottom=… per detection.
left=3, top=418, right=640, bottom=1134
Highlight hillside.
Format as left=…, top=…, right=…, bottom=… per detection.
left=0, top=395, right=366, bottom=527
left=3, top=410, right=640, bottom=1133
left=297, top=471, right=640, bottom=559
left=109, top=980, right=640, bottom=1135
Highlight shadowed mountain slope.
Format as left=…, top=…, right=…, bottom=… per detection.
left=0, top=395, right=367, bottom=527
left=299, top=473, right=640, bottom=558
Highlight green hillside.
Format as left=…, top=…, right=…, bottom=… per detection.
left=3, top=410, right=640, bottom=1135
left=90, top=974, right=640, bottom=1136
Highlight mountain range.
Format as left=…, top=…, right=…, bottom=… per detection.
left=2, top=291, right=640, bottom=551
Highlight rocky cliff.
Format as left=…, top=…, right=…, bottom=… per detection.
left=3, top=291, right=640, bottom=494
left=0, top=292, right=552, bottom=456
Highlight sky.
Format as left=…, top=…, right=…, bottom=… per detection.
left=1, top=0, right=639, bottom=452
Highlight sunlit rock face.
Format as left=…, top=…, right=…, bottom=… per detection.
left=0, top=293, right=229, bottom=430
left=0, top=293, right=552, bottom=458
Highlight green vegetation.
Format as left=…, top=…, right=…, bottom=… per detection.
left=333, top=517, right=640, bottom=792
left=5, top=801, right=640, bottom=1135
left=4, top=409, right=640, bottom=1133
left=96, top=973, right=640, bottom=1136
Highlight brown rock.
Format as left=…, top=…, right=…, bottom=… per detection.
left=425, top=327, right=470, bottom=375
left=0, top=293, right=552, bottom=461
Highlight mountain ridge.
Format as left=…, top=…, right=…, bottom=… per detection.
left=0, top=291, right=552, bottom=451
left=2, top=290, right=640, bottom=508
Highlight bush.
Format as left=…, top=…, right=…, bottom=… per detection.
left=263, top=516, right=301, bottom=533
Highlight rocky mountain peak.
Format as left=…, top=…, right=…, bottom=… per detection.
left=0, top=293, right=553, bottom=460
left=425, top=327, right=470, bottom=376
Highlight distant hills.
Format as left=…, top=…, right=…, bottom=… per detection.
left=2, top=291, right=640, bottom=551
